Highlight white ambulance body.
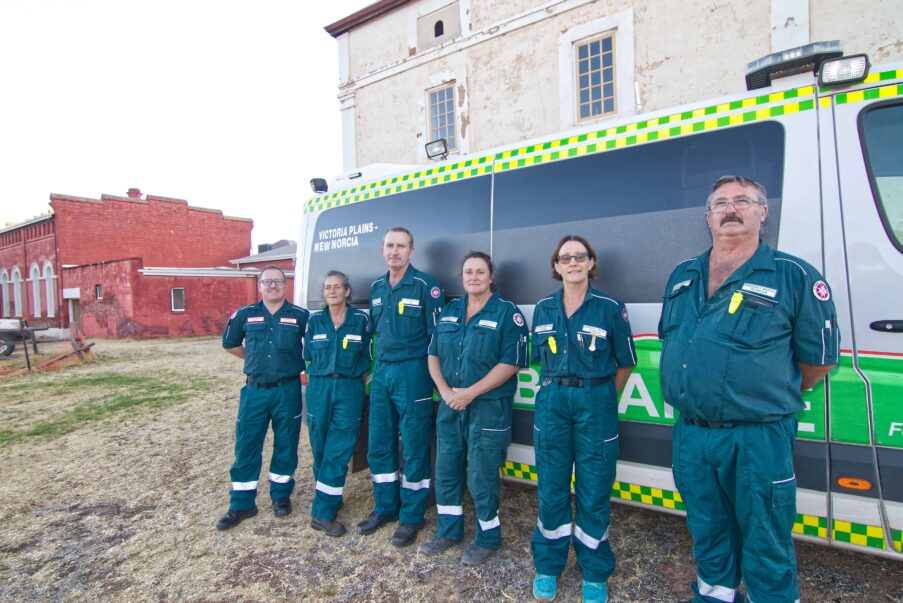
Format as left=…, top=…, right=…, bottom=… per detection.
left=297, top=44, right=903, bottom=559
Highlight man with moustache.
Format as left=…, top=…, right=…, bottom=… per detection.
left=658, top=176, right=839, bottom=602
left=358, top=227, right=444, bottom=547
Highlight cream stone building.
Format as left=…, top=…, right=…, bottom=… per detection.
left=326, top=0, right=903, bottom=172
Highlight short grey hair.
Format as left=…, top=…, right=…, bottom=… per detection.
left=706, top=175, right=768, bottom=210
left=323, top=270, right=351, bottom=298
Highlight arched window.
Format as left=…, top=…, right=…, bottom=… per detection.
left=44, top=262, right=56, bottom=318
left=434, top=20, right=444, bottom=37
left=30, top=263, right=42, bottom=318
left=0, top=270, right=9, bottom=317
left=11, top=267, right=23, bottom=317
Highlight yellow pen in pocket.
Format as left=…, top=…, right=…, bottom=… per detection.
left=398, top=300, right=405, bottom=315
left=342, top=336, right=348, bottom=350
left=548, top=336, right=557, bottom=354
left=729, top=291, right=743, bottom=314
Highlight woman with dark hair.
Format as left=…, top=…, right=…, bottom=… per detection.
left=418, top=251, right=528, bottom=565
left=303, top=270, right=371, bottom=537
left=530, top=236, right=636, bottom=603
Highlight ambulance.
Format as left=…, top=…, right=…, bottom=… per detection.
left=296, top=41, right=903, bottom=559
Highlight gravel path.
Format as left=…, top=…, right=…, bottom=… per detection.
left=0, top=337, right=900, bottom=602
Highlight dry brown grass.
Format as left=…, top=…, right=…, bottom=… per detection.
left=0, top=337, right=900, bottom=602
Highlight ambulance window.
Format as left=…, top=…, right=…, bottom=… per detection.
left=861, top=102, right=903, bottom=251
left=305, top=175, right=491, bottom=309
left=492, top=121, right=784, bottom=304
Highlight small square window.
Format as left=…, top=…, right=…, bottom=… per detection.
left=171, top=288, right=185, bottom=312
left=95, top=284, right=102, bottom=300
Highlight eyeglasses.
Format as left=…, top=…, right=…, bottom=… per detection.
left=707, top=196, right=762, bottom=213
left=557, top=252, right=589, bottom=264
left=259, top=279, right=286, bottom=287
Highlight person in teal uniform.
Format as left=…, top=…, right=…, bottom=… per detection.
left=659, top=176, right=839, bottom=603
left=531, top=236, right=636, bottom=603
left=303, top=270, right=371, bottom=537
left=216, top=265, right=309, bottom=530
left=417, top=251, right=528, bottom=565
left=357, top=227, right=444, bottom=548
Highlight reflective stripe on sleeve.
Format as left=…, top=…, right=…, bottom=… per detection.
left=402, top=476, right=431, bottom=490
left=574, top=524, right=609, bottom=550
left=315, top=481, right=344, bottom=496
left=478, top=515, right=501, bottom=531
left=537, top=519, right=572, bottom=540
left=371, top=471, right=399, bottom=484
left=437, top=505, right=464, bottom=516
left=697, top=576, right=736, bottom=602
left=231, top=481, right=258, bottom=491
left=268, top=472, right=293, bottom=484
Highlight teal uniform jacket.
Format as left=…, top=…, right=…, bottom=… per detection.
left=531, top=288, right=636, bottom=378
left=369, top=264, right=443, bottom=360
left=223, top=300, right=309, bottom=381
left=658, top=242, right=840, bottom=422
left=428, top=291, right=529, bottom=398
left=303, top=307, right=372, bottom=377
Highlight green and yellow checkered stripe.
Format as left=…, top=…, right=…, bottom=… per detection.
left=493, top=87, right=816, bottom=173
left=793, top=513, right=827, bottom=538
left=501, top=461, right=537, bottom=481
left=832, top=519, right=886, bottom=549
left=612, top=481, right=685, bottom=511
left=833, top=82, right=903, bottom=106
left=304, top=155, right=493, bottom=214
left=892, top=529, right=902, bottom=552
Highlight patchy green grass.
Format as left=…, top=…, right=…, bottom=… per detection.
left=0, top=371, right=212, bottom=448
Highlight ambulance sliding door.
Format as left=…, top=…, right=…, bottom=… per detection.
left=826, top=73, right=903, bottom=557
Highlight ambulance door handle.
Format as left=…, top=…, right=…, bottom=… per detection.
left=869, top=320, right=903, bottom=333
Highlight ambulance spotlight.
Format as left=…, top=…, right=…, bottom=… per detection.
left=819, top=54, right=870, bottom=87
left=310, top=178, right=328, bottom=194
left=745, top=40, right=843, bottom=90
left=425, top=138, right=449, bottom=160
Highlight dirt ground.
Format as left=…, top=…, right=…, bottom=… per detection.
left=0, top=337, right=901, bottom=602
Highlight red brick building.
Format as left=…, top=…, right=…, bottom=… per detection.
left=0, top=188, right=276, bottom=338
left=229, top=240, right=297, bottom=303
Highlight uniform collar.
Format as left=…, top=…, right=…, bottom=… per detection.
left=698, top=241, right=776, bottom=287
left=549, top=285, right=594, bottom=310
left=461, top=290, right=500, bottom=316
left=385, top=264, right=416, bottom=288
left=255, top=299, right=288, bottom=316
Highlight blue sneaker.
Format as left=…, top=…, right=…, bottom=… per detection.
left=533, top=574, right=557, bottom=601
left=581, top=580, right=608, bottom=603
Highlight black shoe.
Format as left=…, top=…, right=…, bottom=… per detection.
left=215, top=507, right=258, bottom=531
left=417, top=535, right=461, bottom=555
left=461, top=543, right=495, bottom=565
left=310, top=517, right=347, bottom=537
left=273, top=498, right=292, bottom=517
left=357, top=511, right=398, bottom=535
left=391, top=520, right=424, bottom=547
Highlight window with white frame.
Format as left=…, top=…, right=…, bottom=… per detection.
left=428, top=84, right=457, bottom=151
left=11, top=267, right=23, bottom=317
left=558, top=9, right=635, bottom=129
left=0, top=270, right=9, bottom=317
left=30, top=264, right=42, bottom=318
left=43, top=263, right=55, bottom=318
left=95, top=284, right=103, bottom=300
left=575, top=33, right=616, bottom=121
left=171, top=287, right=185, bottom=312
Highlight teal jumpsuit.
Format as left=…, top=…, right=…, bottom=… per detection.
left=530, top=288, right=636, bottom=583
left=368, top=265, right=444, bottom=523
left=659, top=243, right=839, bottom=603
left=428, top=292, right=528, bottom=548
left=222, top=300, right=309, bottom=511
left=303, top=307, right=371, bottom=521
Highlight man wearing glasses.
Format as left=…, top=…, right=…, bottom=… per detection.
left=216, top=265, right=309, bottom=530
left=658, top=176, right=839, bottom=602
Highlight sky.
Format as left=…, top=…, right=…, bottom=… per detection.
left=0, top=0, right=372, bottom=250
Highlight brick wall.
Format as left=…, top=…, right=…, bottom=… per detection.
left=0, top=218, right=60, bottom=326
left=51, top=193, right=253, bottom=268
left=235, top=258, right=296, bottom=303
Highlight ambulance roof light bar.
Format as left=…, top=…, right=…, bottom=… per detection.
left=745, top=40, right=843, bottom=91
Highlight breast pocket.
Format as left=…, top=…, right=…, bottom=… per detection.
left=275, top=324, right=300, bottom=351
left=717, top=294, right=779, bottom=347
left=578, top=333, right=610, bottom=373
left=243, top=323, right=266, bottom=350
left=307, top=338, right=331, bottom=367
left=661, top=285, right=693, bottom=336
left=472, top=323, right=501, bottom=361
left=395, top=303, right=423, bottom=335
left=436, top=321, right=462, bottom=358
left=533, top=332, right=562, bottom=373
left=336, top=338, right=363, bottom=369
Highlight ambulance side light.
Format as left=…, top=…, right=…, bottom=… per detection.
left=425, top=138, right=449, bottom=161
left=819, top=54, right=870, bottom=87
left=836, top=476, right=873, bottom=491
left=745, top=40, right=843, bottom=91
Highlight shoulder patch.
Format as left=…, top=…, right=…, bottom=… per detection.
left=513, top=312, right=524, bottom=327
left=230, top=310, right=237, bottom=320
left=430, top=286, right=441, bottom=299
left=621, top=307, right=629, bottom=322
left=813, top=280, right=831, bottom=301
